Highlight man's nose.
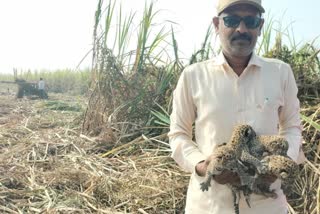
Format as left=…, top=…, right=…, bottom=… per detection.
left=236, top=21, right=249, bottom=34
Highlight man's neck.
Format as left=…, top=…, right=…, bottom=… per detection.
left=224, top=53, right=252, bottom=76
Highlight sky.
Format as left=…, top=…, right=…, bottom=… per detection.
left=0, top=0, right=319, bottom=74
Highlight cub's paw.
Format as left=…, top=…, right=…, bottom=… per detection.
left=200, top=182, right=210, bottom=192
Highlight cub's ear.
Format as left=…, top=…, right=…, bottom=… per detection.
left=244, top=128, right=252, bottom=137
left=280, top=171, right=288, bottom=179
left=245, top=126, right=256, bottom=138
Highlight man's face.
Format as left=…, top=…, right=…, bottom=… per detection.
left=213, top=4, right=264, bottom=58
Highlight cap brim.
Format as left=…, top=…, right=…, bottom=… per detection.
left=218, top=1, right=265, bottom=15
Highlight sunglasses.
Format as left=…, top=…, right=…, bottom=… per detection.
left=222, top=15, right=262, bottom=29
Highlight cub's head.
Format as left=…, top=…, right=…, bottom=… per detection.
left=232, top=124, right=256, bottom=144
left=212, top=146, right=237, bottom=170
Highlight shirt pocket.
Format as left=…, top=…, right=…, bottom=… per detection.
left=254, top=98, right=280, bottom=134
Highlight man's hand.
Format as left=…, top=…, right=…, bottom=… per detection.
left=195, top=160, right=240, bottom=185
left=195, top=160, right=208, bottom=177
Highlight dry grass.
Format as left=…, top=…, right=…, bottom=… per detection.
left=1, top=1, right=319, bottom=213
left=287, top=103, right=320, bottom=214
left=0, top=94, right=320, bottom=213
left=0, top=94, right=188, bottom=214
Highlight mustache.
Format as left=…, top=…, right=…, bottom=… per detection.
left=231, top=33, right=252, bottom=41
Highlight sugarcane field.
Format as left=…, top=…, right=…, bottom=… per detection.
left=1, top=0, right=320, bottom=213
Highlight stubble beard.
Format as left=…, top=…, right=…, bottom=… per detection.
left=227, top=40, right=255, bottom=57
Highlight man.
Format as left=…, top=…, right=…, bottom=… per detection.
left=38, top=77, right=46, bottom=99
left=168, top=0, right=305, bottom=213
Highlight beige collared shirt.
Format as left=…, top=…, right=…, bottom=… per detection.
left=168, top=52, right=305, bottom=214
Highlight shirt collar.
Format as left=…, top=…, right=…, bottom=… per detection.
left=248, top=52, right=262, bottom=68
left=215, top=52, right=263, bottom=68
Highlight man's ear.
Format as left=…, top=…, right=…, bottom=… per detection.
left=258, top=18, right=265, bottom=36
left=212, top=16, right=220, bottom=31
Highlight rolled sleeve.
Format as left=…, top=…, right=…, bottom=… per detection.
left=279, top=64, right=305, bottom=164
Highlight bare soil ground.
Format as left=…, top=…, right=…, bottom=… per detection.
left=0, top=94, right=188, bottom=213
